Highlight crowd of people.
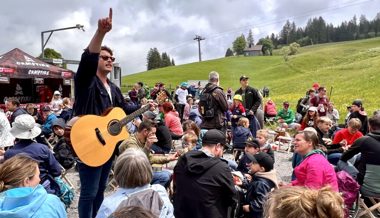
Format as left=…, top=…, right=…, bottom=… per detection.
left=0, top=8, right=380, bottom=218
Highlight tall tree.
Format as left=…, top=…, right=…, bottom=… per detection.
left=280, top=20, right=292, bottom=44
left=171, top=58, right=175, bottom=66
left=257, top=38, right=273, bottom=55
left=233, top=34, right=246, bottom=55
left=225, top=48, right=234, bottom=57
left=146, top=48, right=161, bottom=70
left=161, top=52, right=171, bottom=67
left=247, top=29, right=254, bottom=47
left=359, top=15, right=370, bottom=38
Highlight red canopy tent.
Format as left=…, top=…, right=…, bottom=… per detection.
left=0, top=48, right=74, bottom=104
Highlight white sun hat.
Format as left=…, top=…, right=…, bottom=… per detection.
left=10, top=114, right=41, bottom=139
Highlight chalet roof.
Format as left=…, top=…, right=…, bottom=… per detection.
left=243, top=45, right=263, bottom=51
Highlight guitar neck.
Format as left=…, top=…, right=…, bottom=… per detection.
left=120, top=105, right=150, bottom=126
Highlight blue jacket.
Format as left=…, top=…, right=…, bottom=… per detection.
left=0, top=185, right=66, bottom=218
left=233, top=126, right=252, bottom=149
left=42, top=113, right=57, bottom=135
left=73, top=49, right=138, bottom=117
left=4, top=140, right=62, bottom=182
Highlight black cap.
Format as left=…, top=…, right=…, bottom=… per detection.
left=352, top=99, right=362, bottom=108
left=202, top=129, right=226, bottom=146
left=246, top=152, right=274, bottom=172
left=239, top=75, right=249, bottom=81
left=245, top=137, right=260, bottom=148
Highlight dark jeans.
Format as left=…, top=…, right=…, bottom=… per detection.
left=152, top=170, right=172, bottom=188
left=327, top=153, right=342, bottom=166
left=175, top=103, right=185, bottom=122
left=77, top=157, right=114, bottom=218
left=151, top=144, right=171, bottom=154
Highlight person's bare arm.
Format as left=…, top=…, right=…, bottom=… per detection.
left=88, top=8, right=113, bottom=53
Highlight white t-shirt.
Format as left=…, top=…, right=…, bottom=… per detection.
left=175, top=88, right=188, bottom=104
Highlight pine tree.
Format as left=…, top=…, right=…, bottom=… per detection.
left=225, top=48, right=234, bottom=57
left=171, top=58, right=175, bottom=66
left=146, top=48, right=161, bottom=70
left=247, top=29, right=254, bottom=47
left=161, top=52, right=171, bottom=67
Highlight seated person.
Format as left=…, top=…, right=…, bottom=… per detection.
left=0, top=154, right=66, bottom=218
left=237, top=137, right=260, bottom=174
left=161, top=102, right=183, bottom=137
left=233, top=117, right=252, bottom=149
left=275, top=102, right=300, bottom=130
left=142, top=111, right=172, bottom=154
left=51, top=118, right=75, bottom=170
left=316, top=116, right=345, bottom=165
left=256, top=129, right=275, bottom=161
left=181, top=132, right=198, bottom=153
left=300, top=107, right=319, bottom=130
left=119, top=120, right=178, bottom=187
left=264, top=99, right=277, bottom=122
left=233, top=117, right=252, bottom=160
left=230, top=94, right=246, bottom=129
left=41, top=105, right=58, bottom=137
left=96, top=148, right=174, bottom=218
left=332, top=118, right=363, bottom=148
left=109, top=206, right=156, bottom=218
left=264, top=186, right=344, bottom=218
left=5, top=114, right=62, bottom=195
left=287, top=130, right=338, bottom=191
left=241, top=152, right=278, bottom=218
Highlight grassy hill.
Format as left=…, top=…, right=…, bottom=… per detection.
left=122, top=37, right=380, bottom=119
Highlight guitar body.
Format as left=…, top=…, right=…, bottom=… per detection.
left=70, top=107, right=129, bottom=167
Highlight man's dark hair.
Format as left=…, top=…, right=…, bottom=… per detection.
left=101, top=45, right=113, bottom=56
left=110, top=206, right=156, bottom=218
left=138, top=82, right=144, bottom=87
left=369, top=114, right=380, bottom=131
left=7, top=97, right=20, bottom=107
left=137, top=120, right=157, bottom=133
left=318, top=86, right=326, bottom=91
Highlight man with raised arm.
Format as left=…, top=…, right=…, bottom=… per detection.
left=73, top=9, right=139, bottom=218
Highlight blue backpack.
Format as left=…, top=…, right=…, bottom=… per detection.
left=55, top=177, right=75, bottom=208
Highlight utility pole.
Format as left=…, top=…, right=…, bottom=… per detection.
left=193, top=35, right=205, bottom=62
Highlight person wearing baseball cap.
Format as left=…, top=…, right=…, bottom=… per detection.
left=236, top=137, right=260, bottom=174
left=241, top=152, right=278, bottom=218
left=173, top=129, right=237, bottom=218
left=347, top=99, right=368, bottom=135
left=235, top=75, right=263, bottom=136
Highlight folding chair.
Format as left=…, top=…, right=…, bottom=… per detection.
left=60, top=164, right=76, bottom=190
left=357, top=164, right=380, bottom=218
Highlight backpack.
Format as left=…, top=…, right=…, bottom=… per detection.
left=115, top=188, right=164, bottom=217
left=55, top=177, right=75, bottom=208
left=199, top=86, right=219, bottom=119
left=336, top=170, right=360, bottom=215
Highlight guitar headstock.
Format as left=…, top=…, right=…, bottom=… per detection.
left=156, top=90, right=169, bottom=105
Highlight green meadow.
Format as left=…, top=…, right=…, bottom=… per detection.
left=122, top=37, right=380, bottom=121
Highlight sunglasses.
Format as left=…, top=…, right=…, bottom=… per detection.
left=99, top=55, right=115, bottom=62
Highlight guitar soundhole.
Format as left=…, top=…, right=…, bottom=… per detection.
left=108, top=120, right=122, bottom=136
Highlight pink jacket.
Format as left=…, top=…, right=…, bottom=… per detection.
left=164, top=111, right=183, bottom=136
left=291, top=153, right=338, bottom=191
left=264, top=101, right=277, bottom=116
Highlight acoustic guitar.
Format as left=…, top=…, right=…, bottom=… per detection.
left=68, top=91, right=169, bottom=167
left=69, top=105, right=150, bottom=167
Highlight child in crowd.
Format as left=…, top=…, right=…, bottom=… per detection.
left=237, top=137, right=260, bottom=174
left=51, top=118, right=75, bottom=170
left=230, top=94, right=246, bottom=129
left=233, top=117, right=252, bottom=160
left=181, top=132, right=198, bottom=153
left=256, top=129, right=275, bottom=161
left=241, top=152, right=278, bottom=218
left=264, top=186, right=344, bottom=218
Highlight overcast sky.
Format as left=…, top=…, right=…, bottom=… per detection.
left=0, top=0, right=379, bottom=75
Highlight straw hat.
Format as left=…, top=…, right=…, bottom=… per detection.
left=10, top=114, right=41, bottom=139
